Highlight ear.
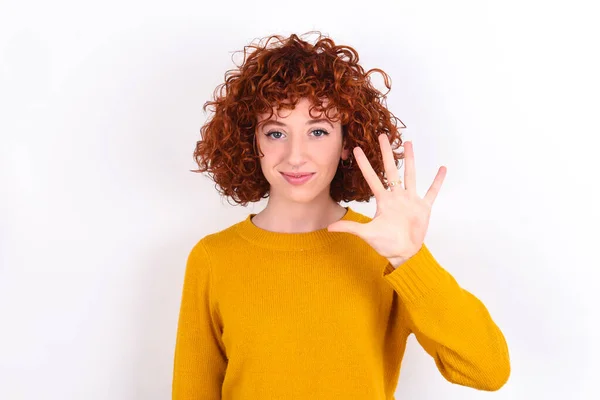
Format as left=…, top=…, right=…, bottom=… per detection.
left=341, top=146, right=351, bottom=160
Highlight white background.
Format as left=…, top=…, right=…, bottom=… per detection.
left=1, top=0, right=598, bottom=399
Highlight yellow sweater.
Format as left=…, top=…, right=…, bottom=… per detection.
left=172, top=206, right=510, bottom=399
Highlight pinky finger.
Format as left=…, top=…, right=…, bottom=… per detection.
left=424, top=166, right=447, bottom=206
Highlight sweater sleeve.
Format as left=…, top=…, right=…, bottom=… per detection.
left=172, top=241, right=227, bottom=399
left=382, top=243, right=510, bottom=391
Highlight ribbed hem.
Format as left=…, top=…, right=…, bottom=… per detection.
left=234, top=206, right=359, bottom=251
left=382, top=244, right=451, bottom=305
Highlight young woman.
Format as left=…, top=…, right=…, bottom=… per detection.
left=172, top=32, right=510, bottom=399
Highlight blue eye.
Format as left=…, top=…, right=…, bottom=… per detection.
left=265, top=131, right=284, bottom=139
left=312, top=129, right=329, bottom=137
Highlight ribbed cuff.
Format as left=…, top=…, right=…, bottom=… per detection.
left=382, top=244, right=452, bottom=305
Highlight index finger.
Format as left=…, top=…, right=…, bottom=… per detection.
left=353, top=146, right=387, bottom=198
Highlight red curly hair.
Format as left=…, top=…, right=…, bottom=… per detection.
left=192, top=31, right=406, bottom=206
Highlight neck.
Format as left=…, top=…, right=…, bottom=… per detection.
left=251, top=197, right=347, bottom=234
left=238, top=206, right=356, bottom=251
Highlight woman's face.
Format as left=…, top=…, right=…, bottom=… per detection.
left=255, top=97, right=350, bottom=204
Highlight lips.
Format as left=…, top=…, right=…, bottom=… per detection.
left=281, top=172, right=314, bottom=178
left=280, top=172, right=316, bottom=185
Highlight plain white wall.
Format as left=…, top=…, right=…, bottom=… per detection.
left=1, top=0, right=598, bottom=399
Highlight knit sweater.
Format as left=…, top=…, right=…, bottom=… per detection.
left=172, top=206, right=510, bottom=399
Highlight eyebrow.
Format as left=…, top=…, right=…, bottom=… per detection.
left=261, top=118, right=334, bottom=129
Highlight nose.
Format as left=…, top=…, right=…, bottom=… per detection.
left=285, top=135, right=308, bottom=169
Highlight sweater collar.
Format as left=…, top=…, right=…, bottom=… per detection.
left=234, top=206, right=359, bottom=251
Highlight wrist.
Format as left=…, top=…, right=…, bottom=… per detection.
left=388, top=256, right=409, bottom=269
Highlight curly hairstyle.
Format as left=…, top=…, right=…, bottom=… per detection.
left=192, top=31, right=406, bottom=206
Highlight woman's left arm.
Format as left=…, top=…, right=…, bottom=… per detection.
left=383, top=243, right=511, bottom=391
left=327, top=137, right=510, bottom=389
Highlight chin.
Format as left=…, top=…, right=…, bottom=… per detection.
left=282, top=187, right=332, bottom=204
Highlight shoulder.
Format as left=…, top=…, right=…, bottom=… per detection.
left=187, top=216, right=250, bottom=260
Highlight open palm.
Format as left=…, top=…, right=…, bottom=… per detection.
left=328, top=134, right=447, bottom=268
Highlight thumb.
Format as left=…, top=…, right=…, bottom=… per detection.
left=327, top=220, right=362, bottom=235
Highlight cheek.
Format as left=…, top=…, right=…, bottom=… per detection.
left=258, top=149, right=280, bottom=167
left=313, top=145, right=342, bottom=165
left=257, top=152, right=282, bottom=179
left=256, top=139, right=274, bottom=160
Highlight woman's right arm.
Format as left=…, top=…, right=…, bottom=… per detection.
left=172, top=241, right=227, bottom=399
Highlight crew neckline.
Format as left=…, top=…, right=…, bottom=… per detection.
left=234, top=206, right=358, bottom=251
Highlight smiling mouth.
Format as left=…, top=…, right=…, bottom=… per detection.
left=280, top=172, right=315, bottom=178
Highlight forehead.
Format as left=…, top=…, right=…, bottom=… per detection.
left=256, top=97, right=338, bottom=123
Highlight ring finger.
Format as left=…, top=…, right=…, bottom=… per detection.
left=378, top=134, right=403, bottom=190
